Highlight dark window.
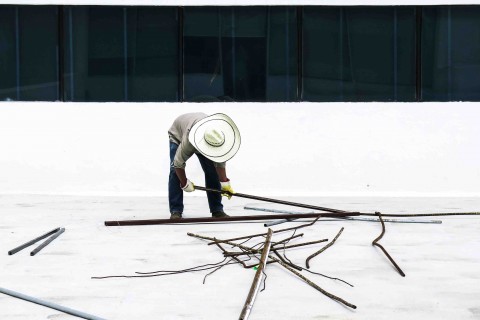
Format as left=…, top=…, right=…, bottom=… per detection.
left=303, top=7, right=416, bottom=102
left=2, top=5, right=480, bottom=103
left=0, top=6, right=58, bottom=101
left=64, top=6, right=178, bottom=102
left=422, top=6, right=480, bottom=101
left=183, top=7, right=297, bottom=102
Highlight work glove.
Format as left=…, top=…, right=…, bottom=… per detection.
left=220, top=180, right=235, bottom=199
left=181, top=179, right=195, bottom=192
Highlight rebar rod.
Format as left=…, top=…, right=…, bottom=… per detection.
left=105, top=213, right=355, bottom=226
left=269, top=257, right=357, bottom=310
left=361, top=212, right=480, bottom=217
left=196, top=186, right=354, bottom=214
left=372, top=212, right=405, bottom=277
left=8, top=227, right=60, bottom=255
left=245, top=207, right=443, bottom=225
left=239, top=229, right=273, bottom=320
left=30, top=228, right=65, bottom=256
left=0, top=286, right=106, bottom=320
left=306, top=227, right=344, bottom=269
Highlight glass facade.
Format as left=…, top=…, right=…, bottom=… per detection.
left=0, top=6, right=59, bottom=101
left=64, top=6, right=179, bottom=102
left=422, top=6, right=480, bottom=101
left=303, top=7, right=416, bottom=102
left=184, top=7, right=297, bottom=102
left=0, top=5, right=479, bottom=102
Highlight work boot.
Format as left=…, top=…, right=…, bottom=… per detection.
left=170, top=212, right=183, bottom=219
left=212, top=211, right=230, bottom=218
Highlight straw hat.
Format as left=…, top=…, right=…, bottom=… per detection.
left=189, top=113, right=241, bottom=163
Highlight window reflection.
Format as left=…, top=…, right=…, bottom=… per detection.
left=64, top=6, right=178, bottom=102
left=303, top=7, right=416, bottom=102
left=0, top=6, right=58, bottom=101
left=183, top=7, right=297, bottom=102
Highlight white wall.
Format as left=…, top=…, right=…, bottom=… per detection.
left=0, top=102, right=479, bottom=196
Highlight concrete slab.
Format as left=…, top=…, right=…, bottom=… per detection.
left=1, top=195, right=480, bottom=319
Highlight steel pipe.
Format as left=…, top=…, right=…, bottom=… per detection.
left=0, top=286, right=106, bottom=320
left=30, top=228, right=65, bottom=256
left=239, top=229, right=273, bottom=320
left=8, top=228, right=60, bottom=255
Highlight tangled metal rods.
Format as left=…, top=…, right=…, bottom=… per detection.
left=94, top=217, right=357, bottom=318
left=187, top=218, right=357, bottom=316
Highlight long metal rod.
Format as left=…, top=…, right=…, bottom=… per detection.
left=201, top=187, right=480, bottom=218
left=8, top=228, right=60, bottom=255
left=239, top=229, right=273, bottom=320
left=30, top=228, right=65, bottom=256
left=0, top=286, right=107, bottom=320
left=105, top=212, right=357, bottom=226
left=196, top=186, right=354, bottom=214
left=244, top=206, right=443, bottom=226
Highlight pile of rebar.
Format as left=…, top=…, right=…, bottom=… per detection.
left=187, top=217, right=357, bottom=319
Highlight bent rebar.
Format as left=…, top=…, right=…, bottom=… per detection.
left=372, top=212, right=405, bottom=277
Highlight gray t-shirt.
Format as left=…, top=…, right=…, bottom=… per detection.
left=168, top=113, right=226, bottom=169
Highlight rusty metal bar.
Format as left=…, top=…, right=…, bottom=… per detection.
left=372, top=212, right=405, bottom=277
left=239, top=229, right=273, bottom=320
left=30, top=228, right=65, bottom=256
left=195, top=186, right=355, bottom=214
left=8, top=227, right=60, bottom=255
left=269, top=256, right=357, bottom=309
left=105, top=212, right=358, bottom=226
left=306, top=227, right=344, bottom=269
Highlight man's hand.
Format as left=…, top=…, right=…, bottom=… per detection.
left=220, top=180, right=235, bottom=199
left=181, top=179, right=195, bottom=192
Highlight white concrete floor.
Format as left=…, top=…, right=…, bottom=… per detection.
left=1, top=195, right=480, bottom=320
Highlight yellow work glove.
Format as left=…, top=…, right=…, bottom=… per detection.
left=220, top=180, right=235, bottom=199
left=181, top=179, right=195, bottom=192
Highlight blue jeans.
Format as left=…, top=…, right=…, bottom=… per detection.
left=169, top=141, right=223, bottom=214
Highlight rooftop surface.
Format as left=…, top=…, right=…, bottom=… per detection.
left=1, top=195, right=480, bottom=320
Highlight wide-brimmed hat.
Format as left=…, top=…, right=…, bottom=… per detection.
left=188, top=113, right=241, bottom=163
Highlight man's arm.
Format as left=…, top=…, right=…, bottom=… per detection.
left=175, top=168, right=188, bottom=187
left=215, top=167, right=229, bottom=183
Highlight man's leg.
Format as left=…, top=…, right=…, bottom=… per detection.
left=196, top=153, right=224, bottom=214
left=169, top=142, right=184, bottom=216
